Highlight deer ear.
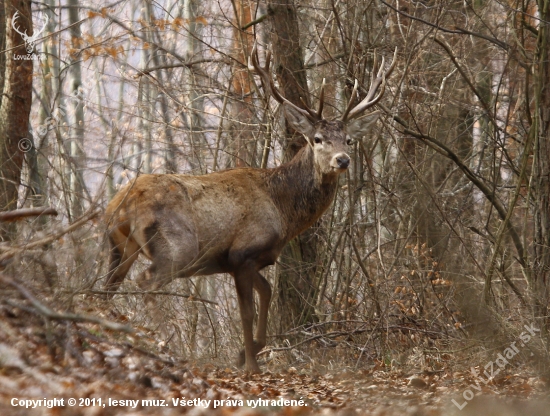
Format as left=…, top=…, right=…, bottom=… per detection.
left=346, top=111, right=381, bottom=139
left=283, top=103, right=314, bottom=140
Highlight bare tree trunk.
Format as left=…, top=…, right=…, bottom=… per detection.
left=230, top=0, right=254, bottom=167
left=267, top=0, right=319, bottom=327
left=34, top=0, right=57, bottom=205
left=0, top=0, right=33, bottom=239
left=139, top=3, right=153, bottom=174
left=183, top=0, right=204, bottom=171
left=26, top=40, right=50, bottom=208
left=67, top=0, right=86, bottom=217
left=0, top=1, right=6, bottom=101
left=268, top=0, right=310, bottom=160
left=533, top=0, right=550, bottom=330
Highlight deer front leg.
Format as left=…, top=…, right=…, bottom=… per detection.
left=253, top=272, right=272, bottom=352
left=234, top=266, right=261, bottom=373
left=236, top=271, right=271, bottom=371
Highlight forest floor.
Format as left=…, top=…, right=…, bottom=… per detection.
left=0, top=286, right=549, bottom=416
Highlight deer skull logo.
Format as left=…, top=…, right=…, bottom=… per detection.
left=12, top=11, right=48, bottom=54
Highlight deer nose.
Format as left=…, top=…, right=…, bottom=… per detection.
left=336, top=155, right=350, bottom=169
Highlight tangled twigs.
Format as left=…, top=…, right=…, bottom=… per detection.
left=0, top=208, right=100, bottom=263
left=0, top=274, right=133, bottom=333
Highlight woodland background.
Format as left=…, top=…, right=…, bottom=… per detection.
left=0, top=0, right=550, bottom=413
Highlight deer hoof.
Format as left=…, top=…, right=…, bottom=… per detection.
left=237, top=341, right=265, bottom=369
left=236, top=353, right=261, bottom=373
left=245, top=362, right=262, bottom=374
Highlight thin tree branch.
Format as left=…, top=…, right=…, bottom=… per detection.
left=0, top=208, right=100, bottom=262
left=0, top=207, right=58, bottom=222
left=380, top=0, right=510, bottom=51
left=135, top=58, right=233, bottom=76
left=241, top=13, right=268, bottom=30
left=86, top=290, right=218, bottom=305
left=1, top=274, right=133, bottom=333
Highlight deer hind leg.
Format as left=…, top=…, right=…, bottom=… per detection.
left=136, top=225, right=199, bottom=301
left=135, top=257, right=179, bottom=310
left=104, top=231, right=140, bottom=296
left=134, top=231, right=199, bottom=345
left=235, top=265, right=271, bottom=373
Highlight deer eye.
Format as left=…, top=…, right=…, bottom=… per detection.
left=347, top=138, right=355, bottom=145
left=314, top=136, right=323, bottom=144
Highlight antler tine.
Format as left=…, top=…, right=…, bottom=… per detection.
left=340, top=79, right=359, bottom=121
left=299, top=96, right=317, bottom=118
left=316, top=78, right=325, bottom=119
left=367, top=56, right=386, bottom=100
left=298, top=78, right=325, bottom=120
left=348, top=56, right=386, bottom=119
left=249, top=41, right=315, bottom=121
left=372, top=49, right=379, bottom=81
left=342, top=47, right=397, bottom=122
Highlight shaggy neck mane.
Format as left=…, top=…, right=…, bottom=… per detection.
left=264, top=145, right=339, bottom=240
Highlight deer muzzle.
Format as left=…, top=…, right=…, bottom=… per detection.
left=331, top=153, right=350, bottom=170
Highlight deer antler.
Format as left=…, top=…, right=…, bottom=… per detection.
left=248, top=42, right=325, bottom=122
left=11, top=11, right=29, bottom=39
left=341, top=47, right=397, bottom=122
left=33, top=13, right=49, bottom=39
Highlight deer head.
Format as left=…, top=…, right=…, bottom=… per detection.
left=12, top=10, right=49, bottom=54
left=249, top=43, right=397, bottom=177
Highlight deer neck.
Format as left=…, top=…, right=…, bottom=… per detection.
left=267, top=145, right=338, bottom=241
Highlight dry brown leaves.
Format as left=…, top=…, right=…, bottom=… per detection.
left=0, top=301, right=548, bottom=416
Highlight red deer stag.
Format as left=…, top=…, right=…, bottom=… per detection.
left=104, top=44, right=396, bottom=373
